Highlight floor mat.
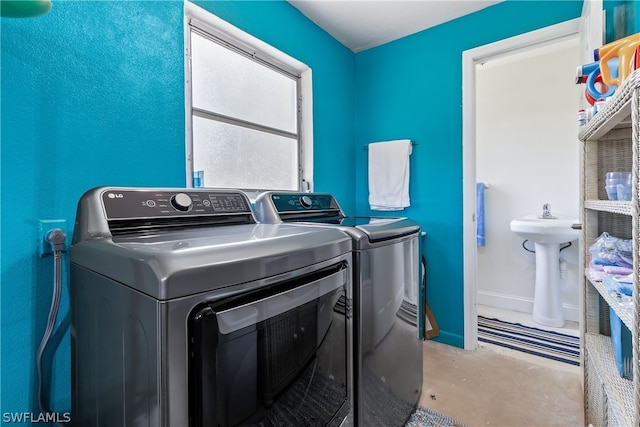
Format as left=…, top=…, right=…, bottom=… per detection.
left=477, top=316, right=580, bottom=366
left=405, top=405, right=466, bottom=427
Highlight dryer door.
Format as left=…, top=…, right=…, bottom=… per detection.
left=188, top=262, right=351, bottom=427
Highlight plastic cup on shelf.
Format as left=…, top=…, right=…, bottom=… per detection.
left=620, top=172, right=632, bottom=186
left=606, top=172, right=621, bottom=179
left=617, top=184, right=632, bottom=201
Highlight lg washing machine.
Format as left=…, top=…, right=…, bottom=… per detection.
left=70, top=187, right=354, bottom=426
left=255, top=192, right=423, bottom=427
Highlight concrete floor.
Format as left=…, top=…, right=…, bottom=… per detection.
left=419, top=339, right=584, bottom=426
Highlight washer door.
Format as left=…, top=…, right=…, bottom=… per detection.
left=188, top=263, right=351, bottom=427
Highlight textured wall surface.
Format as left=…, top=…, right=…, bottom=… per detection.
left=0, top=0, right=584, bottom=417
left=1, top=0, right=354, bottom=416
left=354, top=0, right=583, bottom=346
left=1, top=1, right=185, bottom=416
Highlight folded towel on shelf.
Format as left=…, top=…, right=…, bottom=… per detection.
left=476, top=182, right=486, bottom=247
left=368, top=139, right=412, bottom=211
left=603, top=265, right=634, bottom=275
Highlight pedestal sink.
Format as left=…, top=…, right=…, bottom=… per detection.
left=510, top=213, right=580, bottom=327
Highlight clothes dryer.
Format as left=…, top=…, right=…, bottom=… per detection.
left=254, top=192, right=423, bottom=427
left=70, top=187, right=353, bottom=426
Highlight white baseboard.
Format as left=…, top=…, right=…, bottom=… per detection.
left=477, top=290, right=579, bottom=323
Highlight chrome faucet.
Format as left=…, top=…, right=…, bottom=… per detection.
left=541, top=203, right=555, bottom=219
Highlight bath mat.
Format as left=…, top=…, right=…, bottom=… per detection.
left=478, top=316, right=580, bottom=366
left=405, top=405, right=466, bottom=427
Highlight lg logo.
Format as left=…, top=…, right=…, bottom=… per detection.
left=107, top=193, right=124, bottom=199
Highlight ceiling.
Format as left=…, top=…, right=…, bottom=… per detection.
left=288, top=1, right=504, bottom=52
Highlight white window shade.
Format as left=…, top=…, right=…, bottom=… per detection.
left=185, top=2, right=313, bottom=194
left=191, top=32, right=297, bottom=134
left=192, top=116, right=298, bottom=190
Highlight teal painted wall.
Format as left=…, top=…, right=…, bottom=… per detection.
left=0, top=0, right=354, bottom=417
left=1, top=1, right=185, bottom=417
left=354, top=0, right=583, bottom=347
left=0, top=0, right=587, bottom=418
left=604, top=0, right=640, bottom=43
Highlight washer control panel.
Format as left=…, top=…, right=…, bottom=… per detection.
left=101, top=189, right=252, bottom=220
left=270, top=193, right=340, bottom=213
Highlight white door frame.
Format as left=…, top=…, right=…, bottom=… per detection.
left=461, top=18, right=580, bottom=350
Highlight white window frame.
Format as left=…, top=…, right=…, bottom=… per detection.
left=184, top=1, right=314, bottom=198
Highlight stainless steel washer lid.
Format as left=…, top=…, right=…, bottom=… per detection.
left=70, top=187, right=352, bottom=299
left=337, top=216, right=420, bottom=246
left=254, top=192, right=420, bottom=249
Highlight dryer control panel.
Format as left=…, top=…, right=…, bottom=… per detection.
left=74, top=187, right=257, bottom=242
left=254, top=192, right=344, bottom=224
left=101, top=189, right=252, bottom=219
left=270, top=193, right=340, bottom=213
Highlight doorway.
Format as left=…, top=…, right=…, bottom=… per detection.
left=462, top=19, right=580, bottom=350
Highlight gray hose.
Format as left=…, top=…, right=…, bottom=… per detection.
left=37, top=228, right=67, bottom=426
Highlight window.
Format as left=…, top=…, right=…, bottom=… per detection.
left=185, top=2, right=313, bottom=196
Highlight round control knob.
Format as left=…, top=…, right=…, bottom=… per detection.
left=171, top=193, right=192, bottom=212
left=300, top=195, right=313, bottom=209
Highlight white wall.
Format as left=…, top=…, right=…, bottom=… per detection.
left=476, top=37, right=581, bottom=321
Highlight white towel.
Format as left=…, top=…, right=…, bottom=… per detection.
left=368, top=139, right=412, bottom=211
